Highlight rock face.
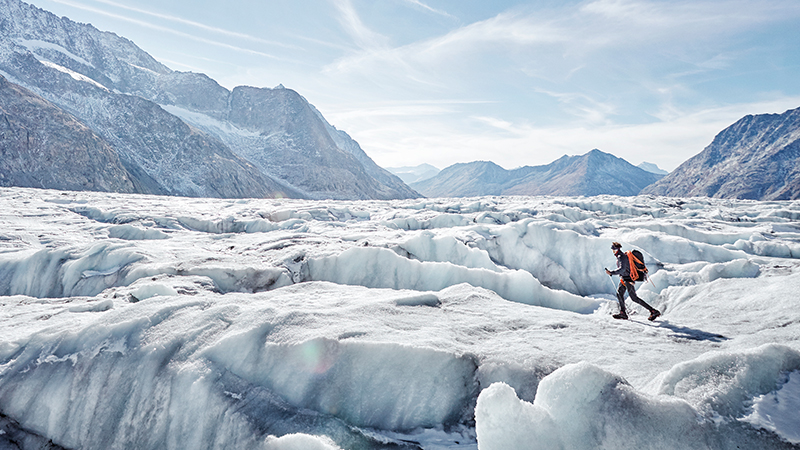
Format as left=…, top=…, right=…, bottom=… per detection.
left=642, top=107, right=800, bottom=200
left=0, top=74, right=137, bottom=193
left=314, top=105, right=419, bottom=200
left=411, top=150, right=663, bottom=198
left=168, top=85, right=418, bottom=200
left=0, top=0, right=417, bottom=199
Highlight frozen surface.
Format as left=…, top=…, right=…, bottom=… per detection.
left=744, top=371, right=800, bottom=444
left=1, top=188, right=800, bottom=449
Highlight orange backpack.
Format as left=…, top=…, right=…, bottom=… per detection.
left=627, top=250, right=648, bottom=281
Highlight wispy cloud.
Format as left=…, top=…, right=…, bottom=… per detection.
left=534, top=88, right=618, bottom=124
left=402, top=0, right=455, bottom=20
left=580, top=0, right=800, bottom=26
left=324, top=11, right=568, bottom=80
left=344, top=97, right=800, bottom=172
left=323, top=0, right=800, bottom=127
left=471, top=116, right=527, bottom=135
left=329, top=0, right=800, bottom=74
left=330, top=0, right=389, bottom=51
left=49, top=0, right=284, bottom=60
left=417, top=12, right=567, bottom=53
left=323, top=11, right=567, bottom=87
left=327, top=99, right=494, bottom=121
left=86, top=0, right=300, bottom=50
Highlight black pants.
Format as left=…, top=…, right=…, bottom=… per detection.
left=617, top=279, right=655, bottom=313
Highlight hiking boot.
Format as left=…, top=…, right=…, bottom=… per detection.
left=648, top=310, right=661, bottom=321
left=612, top=312, right=628, bottom=320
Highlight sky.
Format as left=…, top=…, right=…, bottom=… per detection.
left=27, top=0, right=800, bottom=171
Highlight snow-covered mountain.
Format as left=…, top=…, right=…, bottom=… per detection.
left=1, top=187, right=799, bottom=449
left=411, top=149, right=663, bottom=197
left=0, top=0, right=417, bottom=200
left=386, top=164, right=441, bottom=184
left=642, top=106, right=800, bottom=200
left=637, top=161, right=669, bottom=175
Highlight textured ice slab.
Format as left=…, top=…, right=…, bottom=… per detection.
left=477, top=345, right=800, bottom=450
left=743, top=370, right=800, bottom=444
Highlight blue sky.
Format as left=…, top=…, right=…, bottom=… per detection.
left=29, top=0, right=800, bottom=171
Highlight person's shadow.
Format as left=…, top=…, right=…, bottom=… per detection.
left=650, top=320, right=728, bottom=342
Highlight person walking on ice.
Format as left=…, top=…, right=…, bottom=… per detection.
left=605, top=242, right=661, bottom=321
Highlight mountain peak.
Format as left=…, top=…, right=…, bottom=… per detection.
left=385, top=164, right=440, bottom=184
left=642, top=106, right=800, bottom=200
left=0, top=0, right=419, bottom=200
left=638, top=162, right=668, bottom=175
left=411, top=150, right=662, bottom=198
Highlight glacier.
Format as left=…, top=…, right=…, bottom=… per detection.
left=1, top=187, right=799, bottom=449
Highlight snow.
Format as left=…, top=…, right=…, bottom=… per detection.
left=1, top=187, right=800, bottom=449
left=108, top=224, right=170, bottom=240
left=18, top=39, right=94, bottom=68
left=743, top=370, right=800, bottom=443
left=38, top=59, right=108, bottom=91
left=264, top=434, right=342, bottom=450
left=475, top=365, right=707, bottom=450
left=160, top=105, right=261, bottom=139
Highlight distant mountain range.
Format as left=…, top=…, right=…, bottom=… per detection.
left=642, top=106, right=800, bottom=200
left=637, top=162, right=668, bottom=175
left=0, top=0, right=417, bottom=200
left=385, top=164, right=441, bottom=184
left=410, top=150, right=664, bottom=198
left=405, top=105, right=800, bottom=200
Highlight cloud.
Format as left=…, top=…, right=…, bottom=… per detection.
left=86, top=0, right=299, bottom=50
left=410, top=12, right=567, bottom=56
left=319, top=0, right=800, bottom=134
left=533, top=88, right=618, bottom=125
left=322, top=10, right=569, bottom=91
left=328, top=0, right=800, bottom=77
left=471, top=116, right=524, bottom=134
left=581, top=0, right=800, bottom=27
left=330, top=0, right=389, bottom=51
left=402, top=0, right=455, bottom=19
left=49, top=0, right=284, bottom=60
left=325, top=99, right=494, bottom=123
left=327, top=96, right=800, bottom=172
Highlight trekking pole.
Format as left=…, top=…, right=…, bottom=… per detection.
left=605, top=269, right=617, bottom=293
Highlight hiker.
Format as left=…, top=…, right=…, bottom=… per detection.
left=605, top=242, right=661, bottom=321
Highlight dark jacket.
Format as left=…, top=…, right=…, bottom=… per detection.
left=608, top=250, right=633, bottom=281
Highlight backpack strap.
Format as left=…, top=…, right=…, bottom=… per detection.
left=626, top=252, right=639, bottom=281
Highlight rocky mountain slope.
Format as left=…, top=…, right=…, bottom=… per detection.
left=642, top=107, right=800, bottom=200
left=0, top=74, right=137, bottom=193
left=0, top=0, right=417, bottom=200
left=411, top=150, right=663, bottom=198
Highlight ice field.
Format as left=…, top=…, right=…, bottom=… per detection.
left=0, top=186, right=799, bottom=449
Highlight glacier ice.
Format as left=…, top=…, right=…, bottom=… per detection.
left=1, top=188, right=799, bottom=449
left=743, top=370, right=800, bottom=444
